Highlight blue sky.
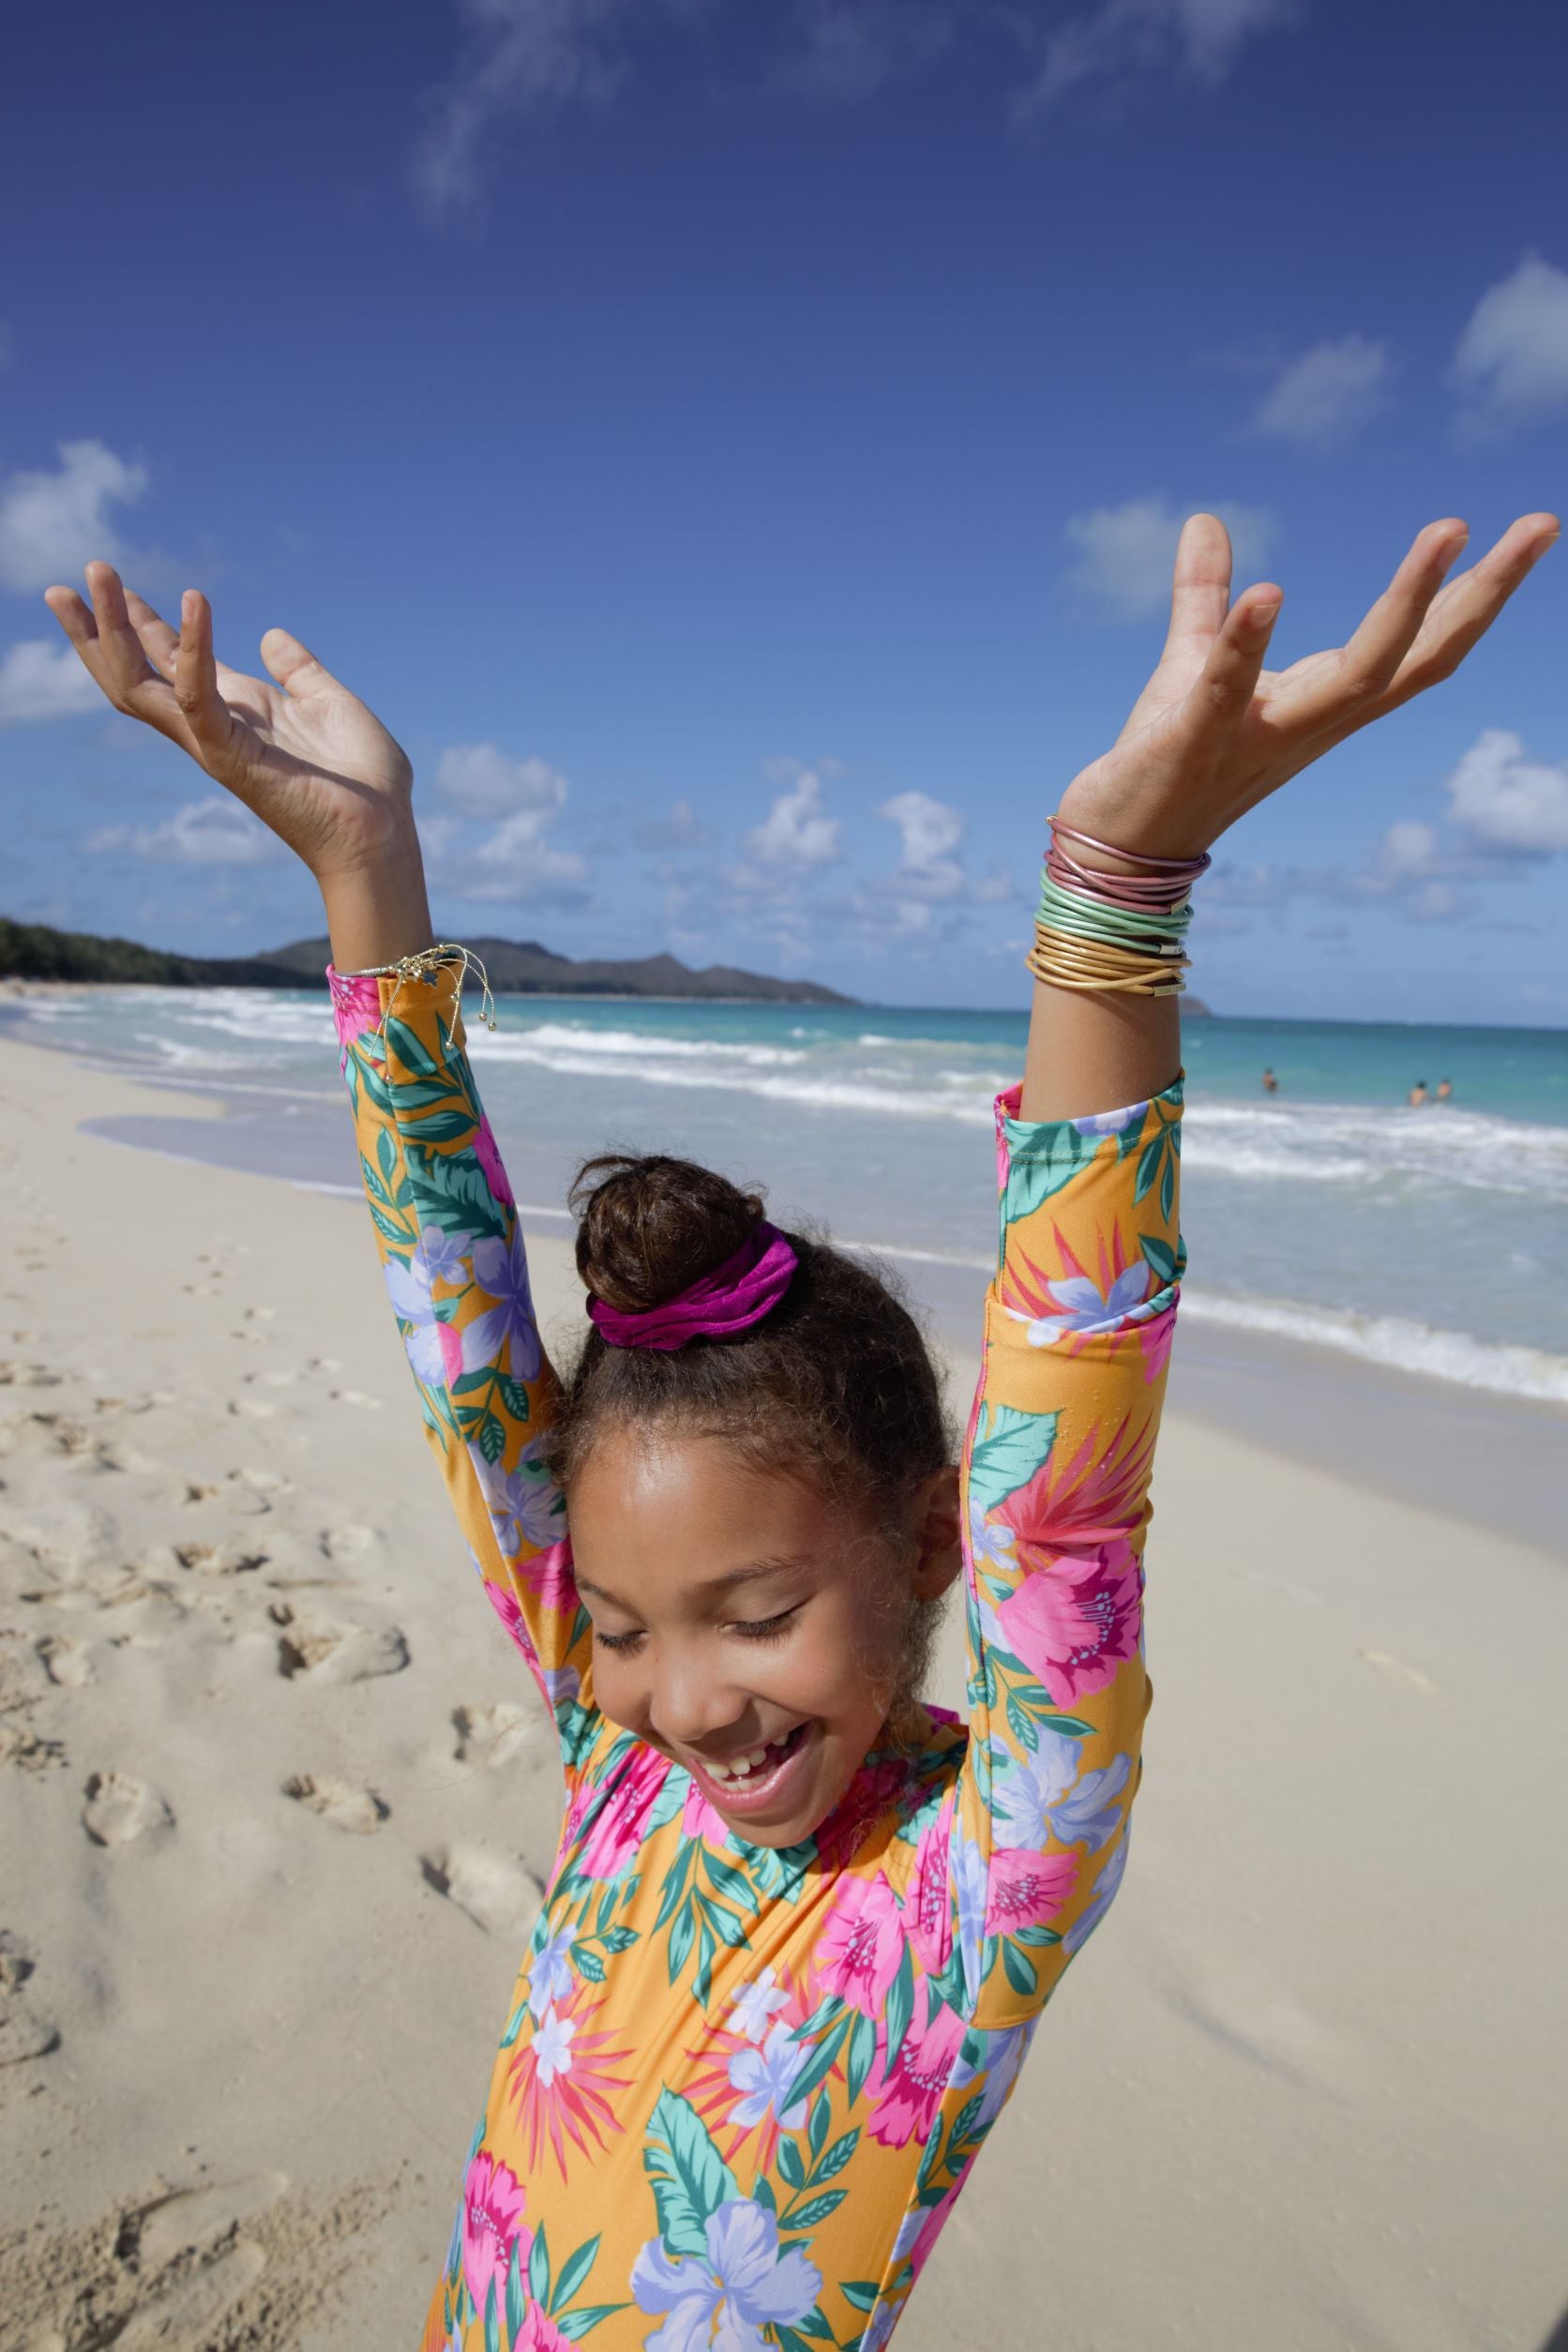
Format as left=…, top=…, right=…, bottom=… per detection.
left=3, top=0, right=1565, bottom=1019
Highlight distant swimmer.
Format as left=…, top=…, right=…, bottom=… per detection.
left=1408, top=1078, right=1429, bottom=1107
left=1261, top=1066, right=1278, bottom=1093
left=1436, top=1077, right=1453, bottom=1103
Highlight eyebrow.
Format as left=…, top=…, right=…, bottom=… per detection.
left=574, top=1557, right=809, bottom=1609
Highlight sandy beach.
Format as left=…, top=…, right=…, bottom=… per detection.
left=1, top=1026, right=1564, bottom=2352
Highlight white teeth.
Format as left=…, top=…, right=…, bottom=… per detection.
left=703, top=1742, right=775, bottom=1786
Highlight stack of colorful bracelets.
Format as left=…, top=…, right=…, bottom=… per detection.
left=1027, top=816, right=1212, bottom=997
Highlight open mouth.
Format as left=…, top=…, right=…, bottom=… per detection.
left=686, top=1721, right=817, bottom=1816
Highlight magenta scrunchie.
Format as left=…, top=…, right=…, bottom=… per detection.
left=586, top=1220, right=798, bottom=1352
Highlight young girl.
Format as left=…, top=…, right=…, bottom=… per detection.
left=46, top=508, right=1556, bottom=2351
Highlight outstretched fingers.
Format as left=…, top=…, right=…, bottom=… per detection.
left=170, top=590, right=241, bottom=776
left=1181, top=582, right=1283, bottom=741
left=1274, top=520, right=1470, bottom=733
left=1378, top=510, right=1560, bottom=706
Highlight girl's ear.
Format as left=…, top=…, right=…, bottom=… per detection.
left=910, top=1465, right=964, bottom=1602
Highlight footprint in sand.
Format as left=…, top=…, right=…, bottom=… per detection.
left=420, top=1844, right=544, bottom=1935
left=328, top=1388, right=383, bottom=1410
left=173, top=1539, right=269, bottom=1577
left=225, top=1465, right=292, bottom=1516
left=36, top=1634, right=93, bottom=1687
left=0, top=1360, right=64, bottom=1388
left=452, top=1701, right=538, bottom=1770
left=0, top=1723, right=67, bottom=1774
left=271, top=1605, right=410, bottom=1682
left=282, top=1774, right=389, bottom=1834
left=82, top=1771, right=174, bottom=1847
left=227, top=1397, right=278, bottom=1420
left=319, top=1523, right=376, bottom=1561
left=0, top=1937, right=59, bottom=2068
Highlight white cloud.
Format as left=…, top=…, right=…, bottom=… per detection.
left=745, top=763, right=842, bottom=866
left=458, top=810, right=590, bottom=901
left=1443, top=729, right=1568, bottom=856
left=1063, top=495, right=1276, bottom=620
left=0, top=439, right=150, bottom=595
left=1014, top=0, right=1297, bottom=118
left=423, top=739, right=589, bottom=901
left=1450, top=253, right=1568, bottom=437
left=412, top=0, right=628, bottom=219
left=0, top=639, right=100, bottom=725
left=85, top=797, right=284, bottom=867
left=432, top=741, right=568, bottom=818
left=878, top=789, right=964, bottom=893
left=1251, top=335, right=1392, bottom=451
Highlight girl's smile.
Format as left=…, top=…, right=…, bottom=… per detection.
left=567, top=1430, right=959, bottom=1849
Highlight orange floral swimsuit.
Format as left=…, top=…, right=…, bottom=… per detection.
left=329, top=957, right=1182, bottom=2352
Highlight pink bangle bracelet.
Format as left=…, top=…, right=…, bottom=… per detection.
left=1048, top=815, right=1212, bottom=878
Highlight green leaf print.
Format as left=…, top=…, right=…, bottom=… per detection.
left=884, top=1939, right=915, bottom=2071
left=644, top=2088, right=739, bottom=2257
left=845, top=2012, right=878, bottom=2106
left=815, top=2127, right=861, bottom=2185
left=484, top=2277, right=500, bottom=2352
left=383, top=1014, right=443, bottom=1078
left=529, top=2223, right=550, bottom=2306
left=1002, top=1941, right=1038, bottom=1998
left=968, top=1400, right=1059, bottom=1518
left=841, top=2283, right=882, bottom=2313
left=1003, top=1122, right=1095, bottom=1219
left=476, top=1410, right=506, bottom=1464
left=797, top=2306, right=837, bottom=2342
left=404, top=1107, right=478, bottom=1145
left=552, top=2305, right=631, bottom=2340
left=497, top=1373, right=532, bottom=1424
left=505, top=2239, right=525, bottom=2343
left=778, top=2137, right=807, bottom=2190
left=807, top=2089, right=831, bottom=2163
left=1139, top=1232, right=1179, bottom=1285
left=780, top=2191, right=846, bottom=2230
left=407, top=1144, right=507, bottom=1239
left=550, top=2235, right=601, bottom=2314
left=785, top=2010, right=854, bottom=2113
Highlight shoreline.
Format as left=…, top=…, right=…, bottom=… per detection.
left=0, top=1023, right=1561, bottom=1555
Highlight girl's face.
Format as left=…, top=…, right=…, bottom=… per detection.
left=566, top=1429, right=960, bottom=1848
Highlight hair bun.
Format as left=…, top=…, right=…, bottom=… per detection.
left=569, top=1153, right=767, bottom=1315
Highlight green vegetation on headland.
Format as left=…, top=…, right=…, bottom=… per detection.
left=0, top=916, right=854, bottom=1004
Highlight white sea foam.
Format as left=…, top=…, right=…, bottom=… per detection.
left=1180, top=1288, right=1568, bottom=1407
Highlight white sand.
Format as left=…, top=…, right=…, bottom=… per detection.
left=0, top=1031, right=1563, bottom=2351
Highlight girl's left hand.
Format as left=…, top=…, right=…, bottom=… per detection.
left=1056, top=510, right=1560, bottom=860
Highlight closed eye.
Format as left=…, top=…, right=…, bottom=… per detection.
left=731, top=1606, right=801, bottom=1643
left=593, top=1626, right=645, bottom=1655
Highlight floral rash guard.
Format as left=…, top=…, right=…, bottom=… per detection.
left=328, top=957, right=1184, bottom=2352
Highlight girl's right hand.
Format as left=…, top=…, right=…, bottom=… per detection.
left=43, top=562, right=416, bottom=882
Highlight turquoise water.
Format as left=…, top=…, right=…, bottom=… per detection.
left=10, top=988, right=1568, bottom=1408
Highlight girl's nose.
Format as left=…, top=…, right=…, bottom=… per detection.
left=647, top=1651, right=746, bottom=1751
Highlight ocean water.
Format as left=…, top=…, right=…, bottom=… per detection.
left=9, top=987, right=1568, bottom=1410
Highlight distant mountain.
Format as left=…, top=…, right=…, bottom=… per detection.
left=0, top=916, right=853, bottom=1005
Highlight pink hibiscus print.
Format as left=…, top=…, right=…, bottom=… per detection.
left=867, top=1998, right=966, bottom=2149
left=326, top=966, right=384, bottom=1063
left=906, top=1790, right=955, bottom=1976
left=576, top=1742, right=672, bottom=1880
left=813, top=1872, right=906, bottom=2018
left=682, top=1774, right=731, bottom=1847
left=515, top=2310, right=570, bottom=2352
left=998, top=1540, right=1142, bottom=1708
left=984, top=1845, right=1079, bottom=1937
left=990, top=1416, right=1153, bottom=1705
left=460, top=2148, right=530, bottom=2316
left=473, top=1113, right=516, bottom=1210
left=514, top=1536, right=579, bottom=1617
left=484, top=1575, right=541, bottom=1670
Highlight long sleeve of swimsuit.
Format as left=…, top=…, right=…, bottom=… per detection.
left=949, top=1074, right=1182, bottom=2034
left=327, top=959, right=597, bottom=1771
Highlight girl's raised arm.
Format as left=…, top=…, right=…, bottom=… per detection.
left=950, top=510, right=1557, bottom=2032
left=43, top=565, right=597, bottom=1758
